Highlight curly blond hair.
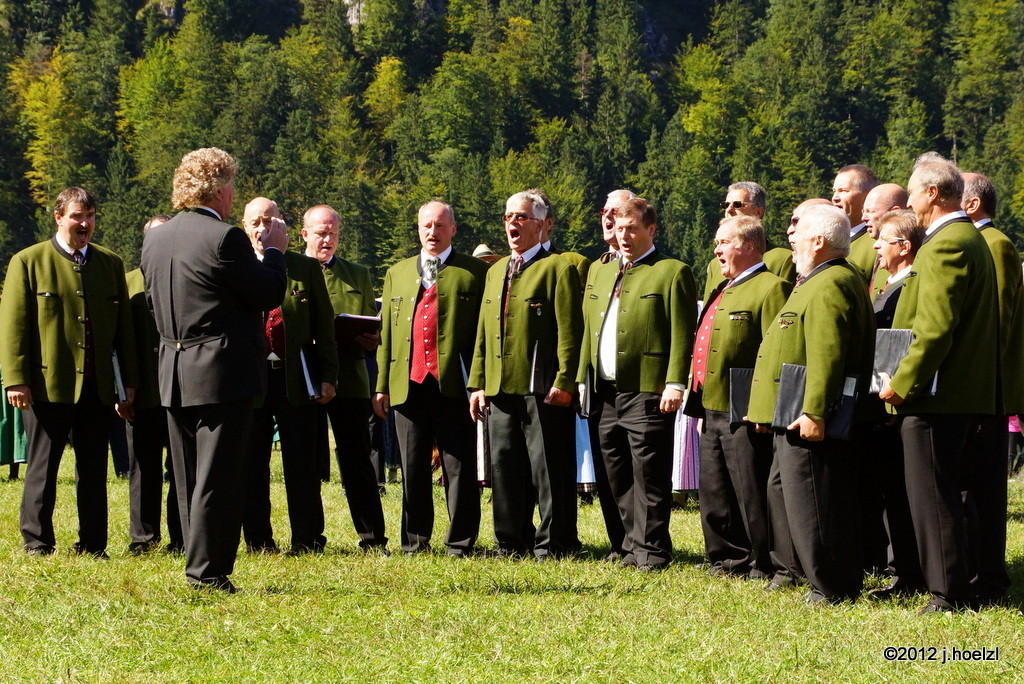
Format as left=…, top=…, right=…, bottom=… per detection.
left=171, top=148, right=238, bottom=210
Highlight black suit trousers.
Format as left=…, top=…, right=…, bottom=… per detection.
left=167, top=399, right=252, bottom=583
left=126, top=405, right=178, bottom=546
left=699, top=409, right=774, bottom=576
left=488, top=392, right=578, bottom=558
left=585, top=401, right=627, bottom=556
left=393, top=375, right=480, bottom=554
left=244, top=366, right=325, bottom=551
left=964, top=414, right=1011, bottom=601
left=596, top=384, right=674, bottom=567
left=21, top=380, right=110, bottom=553
left=772, top=430, right=862, bottom=600
left=321, top=396, right=387, bottom=548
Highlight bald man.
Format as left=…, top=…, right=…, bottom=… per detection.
left=240, top=197, right=339, bottom=554
left=860, top=184, right=909, bottom=292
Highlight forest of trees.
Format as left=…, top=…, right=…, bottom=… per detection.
left=1, top=0, right=1023, bottom=291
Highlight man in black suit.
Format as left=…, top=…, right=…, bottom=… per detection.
left=141, top=148, right=288, bottom=592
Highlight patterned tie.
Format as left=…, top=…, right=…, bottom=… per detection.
left=502, top=255, right=524, bottom=327
left=613, top=260, right=633, bottom=299
left=424, top=256, right=440, bottom=285
left=72, top=250, right=85, bottom=265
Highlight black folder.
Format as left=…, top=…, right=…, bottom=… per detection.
left=870, top=328, right=936, bottom=395
left=728, top=368, right=755, bottom=425
left=771, top=363, right=858, bottom=440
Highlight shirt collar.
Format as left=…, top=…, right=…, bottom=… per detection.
left=620, top=244, right=656, bottom=267
left=199, top=205, right=222, bottom=220
left=512, top=243, right=543, bottom=264
left=55, top=234, right=88, bottom=258
left=887, top=265, right=913, bottom=284
left=420, top=245, right=452, bottom=267
left=542, top=240, right=552, bottom=251
left=731, top=261, right=765, bottom=285
left=974, top=217, right=993, bottom=230
left=926, top=210, right=969, bottom=236
left=850, top=221, right=866, bottom=238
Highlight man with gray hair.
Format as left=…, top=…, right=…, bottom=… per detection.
left=597, top=189, right=637, bottom=264
left=832, top=164, right=879, bottom=279
left=960, top=171, right=1018, bottom=607
left=704, top=182, right=795, bottom=303
left=747, top=203, right=874, bottom=604
left=879, top=156, right=999, bottom=613
left=468, top=190, right=583, bottom=559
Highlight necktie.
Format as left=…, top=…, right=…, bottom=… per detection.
left=502, top=256, right=524, bottom=326
left=599, top=251, right=616, bottom=264
left=424, top=256, right=439, bottom=285
left=72, top=250, right=84, bottom=265
left=613, top=261, right=633, bottom=299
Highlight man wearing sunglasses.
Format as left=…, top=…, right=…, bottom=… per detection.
left=704, top=182, right=795, bottom=304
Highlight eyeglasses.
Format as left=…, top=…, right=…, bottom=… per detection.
left=503, top=212, right=536, bottom=223
left=789, top=216, right=800, bottom=226
left=878, top=237, right=907, bottom=245
left=721, top=201, right=750, bottom=210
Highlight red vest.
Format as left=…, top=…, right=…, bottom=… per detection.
left=693, top=288, right=724, bottom=388
left=410, top=284, right=439, bottom=383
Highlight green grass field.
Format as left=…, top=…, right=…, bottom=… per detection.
left=0, top=455, right=1021, bottom=682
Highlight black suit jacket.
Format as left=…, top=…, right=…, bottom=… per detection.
left=140, top=208, right=287, bottom=407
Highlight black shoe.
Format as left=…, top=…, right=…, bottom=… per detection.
left=803, top=589, right=831, bottom=605
left=72, top=543, right=109, bottom=559
left=637, top=562, right=670, bottom=573
left=128, top=541, right=155, bottom=556
left=25, top=546, right=55, bottom=557
left=288, top=541, right=326, bottom=555
left=446, top=547, right=474, bottom=558
left=766, top=574, right=798, bottom=591
left=706, top=564, right=728, bottom=577
left=165, top=543, right=184, bottom=554
left=867, top=580, right=925, bottom=601
left=918, top=597, right=957, bottom=615
left=361, top=544, right=391, bottom=557
left=747, top=568, right=771, bottom=581
left=246, top=541, right=280, bottom=554
left=191, top=576, right=238, bottom=594
left=603, top=551, right=623, bottom=563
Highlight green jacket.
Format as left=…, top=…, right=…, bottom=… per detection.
left=889, top=217, right=998, bottom=414
left=688, top=267, right=791, bottom=412
left=847, top=227, right=877, bottom=281
left=320, top=255, right=376, bottom=399
left=703, top=246, right=795, bottom=303
left=126, top=268, right=161, bottom=411
left=980, top=223, right=1024, bottom=414
left=577, top=251, right=696, bottom=393
left=550, top=248, right=590, bottom=290
left=280, top=251, right=340, bottom=405
left=377, top=251, right=489, bottom=406
left=748, top=259, right=874, bottom=424
left=0, top=238, right=138, bottom=406
left=468, top=249, right=581, bottom=396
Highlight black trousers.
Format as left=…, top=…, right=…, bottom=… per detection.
left=126, top=405, right=181, bottom=547
left=244, top=367, right=325, bottom=551
left=699, top=409, right=774, bottom=576
left=167, top=399, right=252, bottom=584
left=393, top=375, right=480, bottom=554
left=21, top=380, right=110, bottom=553
left=585, top=401, right=627, bottom=557
left=488, top=392, right=578, bottom=558
left=321, top=396, right=387, bottom=548
left=596, top=383, right=674, bottom=568
left=865, top=417, right=922, bottom=586
left=902, top=413, right=1006, bottom=605
left=964, top=415, right=1011, bottom=602
left=771, top=430, right=862, bottom=600
left=850, top=422, right=889, bottom=573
